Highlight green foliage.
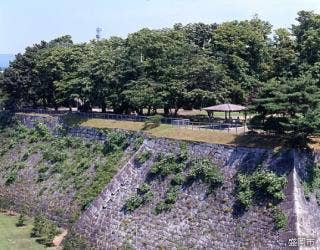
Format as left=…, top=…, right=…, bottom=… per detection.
left=273, top=207, right=288, bottom=230
left=171, top=173, right=185, bottom=186
left=5, top=170, right=18, bottom=185
left=155, top=186, right=179, bottom=214
left=103, top=131, right=130, bottom=154
left=121, top=241, right=136, bottom=250
left=16, top=213, right=26, bottom=227
left=135, top=150, right=151, bottom=164
left=31, top=214, right=60, bottom=247
left=123, top=195, right=144, bottom=212
left=150, top=154, right=184, bottom=177
left=302, top=164, right=320, bottom=204
left=2, top=11, right=320, bottom=135
left=236, top=171, right=287, bottom=209
left=62, top=231, right=90, bottom=250
left=143, top=115, right=162, bottom=130
left=124, top=183, right=153, bottom=212
left=187, top=159, right=224, bottom=193
left=132, top=135, right=144, bottom=151
left=154, top=201, right=172, bottom=214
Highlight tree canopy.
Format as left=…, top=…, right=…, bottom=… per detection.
left=1, top=11, right=320, bottom=137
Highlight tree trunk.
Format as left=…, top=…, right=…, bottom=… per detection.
left=101, top=101, right=106, bottom=113
left=164, top=106, right=170, bottom=115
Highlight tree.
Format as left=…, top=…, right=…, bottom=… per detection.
left=252, top=74, right=320, bottom=136
left=271, top=28, right=297, bottom=77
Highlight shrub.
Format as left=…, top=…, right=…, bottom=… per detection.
left=155, top=201, right=172, bottom=214
left=133, top=135, right=144, bottom=150
left=5, top=170, right=17, bottom=185
left=123, top=184, right=153, bottom=212
left=143, top=115, right=162, bottom=130
left=236, top=171, right=287, bottom=209
left=16, top=213, right=26, bottom=227
left=155, top=187, right=179, bottom=214
left=43, top=148, right=67, bottom=163
left=62, top=231, right=90, bottom=250
left=187, top=159, right=223, bottom=192
left=273, top=207, right=288, bottom=230
left=137, top=183, right=151, bottom=195
left=236, top=174, right=254, bottom=208
left=302, top=164, right=320, bottom=202
left=123, top=195, right=144, bottom=212
left=164, top=186, right=179, bottom=204
left=31, top=214, right=60, bottom=246
left=121, top=241, right=135, bottom=250
left=135, top=151, right=151, bottom=164
left=171, top=173, right=185, bottom=186
left=103, top=131, right=129, bottom=154
left=150, top=154, right=184, bottom=177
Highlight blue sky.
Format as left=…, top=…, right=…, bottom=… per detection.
left=1, top=0, right=320, bottom=54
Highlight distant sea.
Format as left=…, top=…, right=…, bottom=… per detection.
left=0, top=54, right=14, bottom=68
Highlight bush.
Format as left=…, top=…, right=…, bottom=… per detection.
left=123, top=184, right=153, bottom=212
left=273, top=207, right=288, bottom=230
left=143, top=115, right=162, bottom=130
left=150, top=154, right=184, bottom=177
left=302, top=164, right=320, bottom=202
left=171, top=173, right=185, bottom=186
left=16, top=213, right=26, bottom=227
left=103, top=131, right=130, bottom=154
left=135, top=150, right=151, bottom=164
left=155, top=186, right=179, bottom=214
left=63, top=231, right=89, bottom=250
left=187, top=159, right=223, bottom=192
left=123, top=195, right=144, bottom=212
left=155, top=201, right=172, bottom=214
left=236, top=174, right=254, bottom=208
left=5, top=170, right=17, bottom=185
left=31, top=214, right=60, bottom=246
left=236, top=171, right=287, bottom=209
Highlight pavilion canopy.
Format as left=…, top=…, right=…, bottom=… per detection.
left=203, top=103, right=247, bottom=112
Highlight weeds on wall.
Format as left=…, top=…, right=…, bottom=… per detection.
left=0, top=123, right=133, bottom=212
left=123, top=183, right=153, bottom=212
left=130, top=141, right=225, bottom=214
left=235, top=171, right=287, bottom=209
left=302, top=163, right=320, bottom=206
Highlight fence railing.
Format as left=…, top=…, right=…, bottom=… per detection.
left=173, top=121, right=249, bottom=135
left=15, top=108, right=182, bottom=125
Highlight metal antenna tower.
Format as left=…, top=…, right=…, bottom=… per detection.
left=96, top=27, right=102, bottom=41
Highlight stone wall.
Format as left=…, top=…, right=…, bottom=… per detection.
left=73, top=138, right=296, bottom=249
left=4, top=113, right=320, bottom=249
left=15, top=113, right=107, bottom=141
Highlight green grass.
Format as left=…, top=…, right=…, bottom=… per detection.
left=0, top=213, right=58, bottom=250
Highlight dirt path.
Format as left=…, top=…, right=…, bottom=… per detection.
left=53, top=229, right=68, bottom=247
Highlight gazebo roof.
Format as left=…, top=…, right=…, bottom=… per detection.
left=203, top=103, right=247, bottom=112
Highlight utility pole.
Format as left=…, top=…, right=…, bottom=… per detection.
left=96, top=27, right=102, bottom=41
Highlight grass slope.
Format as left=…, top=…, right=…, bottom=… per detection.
left=0, top=213, right=57, bottom=250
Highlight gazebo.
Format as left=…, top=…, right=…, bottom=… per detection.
left=203, top=103, right=247, bottom=123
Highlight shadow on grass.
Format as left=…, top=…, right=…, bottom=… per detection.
left=0, top=111, right=15, bottom=129
left=60, top=113, right=89, bottom=127
left=231, top=133, right=285, bottom=148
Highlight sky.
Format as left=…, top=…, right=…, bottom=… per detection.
left=1, top=0, right=320, bottom=54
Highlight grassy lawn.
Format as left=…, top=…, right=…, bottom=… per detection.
left=0, top=213, right=54, bottom=250
left=82, top=118, right=145, bottom=131
left=17, top=113, right=285, bottom=148
left=81, top=118, right=284, bottom=148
